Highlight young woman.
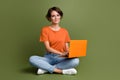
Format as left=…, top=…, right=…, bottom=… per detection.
left=29, top=7, right=79, bottom=75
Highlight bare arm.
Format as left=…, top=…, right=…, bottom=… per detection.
left=44, top=41, right=63, bottom=55
left=65, top=43, right=69, bottom=53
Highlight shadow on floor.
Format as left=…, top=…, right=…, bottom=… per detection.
left=21, top=67, right=37, bottom=75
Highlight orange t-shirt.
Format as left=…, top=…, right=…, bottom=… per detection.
left=40, top=26, right=70, bottom=52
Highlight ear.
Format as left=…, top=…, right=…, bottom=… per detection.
left=48, top=18, right=51, bottom=22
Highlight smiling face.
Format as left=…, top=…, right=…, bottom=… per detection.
left=46, top=7, right=63, bottom=23
left=50, top=10, right=61, bottom=24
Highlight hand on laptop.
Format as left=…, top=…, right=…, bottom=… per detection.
left=60, top=52, right=69, bottom=57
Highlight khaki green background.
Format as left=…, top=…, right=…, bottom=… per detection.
left=0, top=0, right=120, bottom=80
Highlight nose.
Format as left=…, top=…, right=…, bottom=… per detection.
left=55, top=16, right=58, bottom=19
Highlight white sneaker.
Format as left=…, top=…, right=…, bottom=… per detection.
left=62, top=68, right=77, bottom=75
left=37, top=68, right=48, bottom=75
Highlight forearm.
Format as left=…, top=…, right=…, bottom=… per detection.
left=43, top=41, right=66, bottom=56
left=47, top=43, right=69, bottom=55
left=46, top=46, right=63, bottom=55
left=65, top=43, right=69, bottom=52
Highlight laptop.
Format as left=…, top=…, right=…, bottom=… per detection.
left=68, top=40, right=87, bottom=58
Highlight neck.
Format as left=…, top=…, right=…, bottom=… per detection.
left=50, top=23, right=61, bottom=31
left=51, top=23, right=59, bottom=28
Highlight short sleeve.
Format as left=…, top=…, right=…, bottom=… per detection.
left=65, top=30, right=71, bottom=43
left=40, top=28, right=48, bottom=42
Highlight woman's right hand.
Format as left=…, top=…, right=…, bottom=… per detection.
left=59, top=52, right=69, bottom=57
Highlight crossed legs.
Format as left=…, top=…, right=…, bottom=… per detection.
left=29, top=55, right=79, bottom=74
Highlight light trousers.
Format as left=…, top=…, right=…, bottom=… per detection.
left=29, top=52, right=80, bottom=73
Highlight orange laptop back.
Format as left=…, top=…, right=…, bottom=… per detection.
left=68, top=40, right=87, bottom=58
